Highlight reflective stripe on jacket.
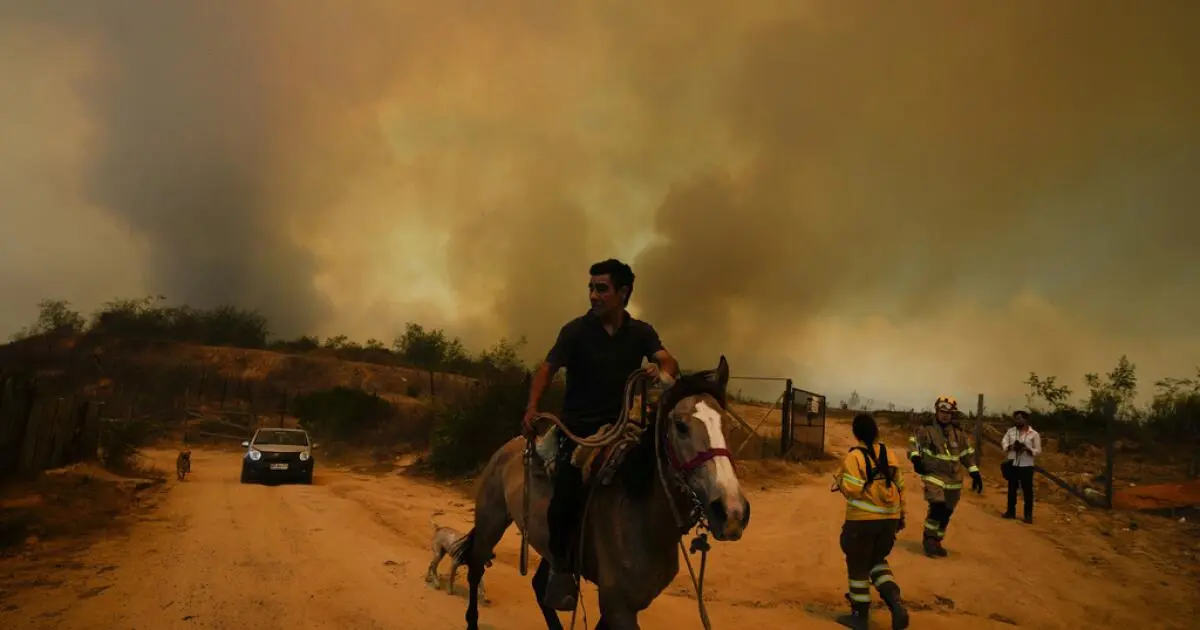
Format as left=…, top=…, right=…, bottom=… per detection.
left=837, top=442, right=905, bottom=521
left=909, top=421, right=978, bottom=491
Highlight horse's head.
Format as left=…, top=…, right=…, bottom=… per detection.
left=658, top=355, right=751, bottom=541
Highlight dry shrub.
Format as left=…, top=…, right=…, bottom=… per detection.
left=97, top=417, right=153, bottom=473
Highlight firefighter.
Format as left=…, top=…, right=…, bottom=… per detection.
left=908, top=395, right=982, bottom=557
left=832, top=413, right=910, bottom=630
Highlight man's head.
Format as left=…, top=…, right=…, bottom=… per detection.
left=934, top=395, right=957, bottom=424
left=588, top=258, right=635, bottom=316
left=1014, top=410, right=1029, bottom=429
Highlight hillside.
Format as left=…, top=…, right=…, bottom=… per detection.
left=0, top=332, right=489, bottom=456
left=0, top=332, right=477, bottom=401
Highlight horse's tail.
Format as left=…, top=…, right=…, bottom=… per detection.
left=449, top=527, right=476, bottom=565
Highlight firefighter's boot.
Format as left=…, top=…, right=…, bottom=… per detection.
left=877, top=582, right=910, bottom=630
left=834, top=595, right=870, bottom=630
left=922, top=534, right=940, bottom=558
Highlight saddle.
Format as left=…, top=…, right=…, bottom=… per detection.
left=534, top=423, right=644, bottom=486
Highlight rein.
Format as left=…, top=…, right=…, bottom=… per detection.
left=653, top=391, right=719, bottom=630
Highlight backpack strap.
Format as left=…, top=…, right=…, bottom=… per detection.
left=852, top=443, right=896, bottom=489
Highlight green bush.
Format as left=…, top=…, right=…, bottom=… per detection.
left=426, top=376, right=522, bottom=476
left=7, top=299, right=86, bottom=341
left=427, top=372, right=563, bottom=476
left=86, top=296, right=269, bottom=348
left=98, top=417, right=153, bottom=472
left=292, top=386, right=394, bottom=443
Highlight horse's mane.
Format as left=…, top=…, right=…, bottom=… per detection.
left=615, top=368, right=727, bottom=498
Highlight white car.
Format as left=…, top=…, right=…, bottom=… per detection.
left=240, top=428, right=316, bottom=484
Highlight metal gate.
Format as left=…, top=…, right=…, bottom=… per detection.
left=784, top=387, right=827, bottom=455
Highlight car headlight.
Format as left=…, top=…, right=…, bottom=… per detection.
left=248, top=449, right=262, bottom=461
left=299, top=451, right=310, bottom=462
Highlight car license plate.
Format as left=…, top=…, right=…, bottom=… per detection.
left=269, top=463, right=289, bottom=470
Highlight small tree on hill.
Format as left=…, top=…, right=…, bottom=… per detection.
left=323, top=334, right=349, bottom=349
left=392, top=322, right=470, bottom=396
left=1024, top=372, right=1073, bottom=412
left=1148, top=369, right=1200, bottom=445
left=476, top=336, right=528, bottom=378
left=1083, top=355, right=1138, bottom=421
left=9, top=298, right=86, bottom=340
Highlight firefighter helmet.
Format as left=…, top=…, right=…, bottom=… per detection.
left=934, top=396, right=958, bottom=413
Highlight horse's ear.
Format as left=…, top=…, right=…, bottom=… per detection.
left=708, top=355, right=730, bottom=392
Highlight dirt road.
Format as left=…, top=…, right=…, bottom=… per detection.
left=2, top=433, right=1197, bottom=630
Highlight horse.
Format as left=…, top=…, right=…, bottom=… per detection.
left=453, top=355, right=752, bottom=629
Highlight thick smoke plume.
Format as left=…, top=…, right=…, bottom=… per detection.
left=2, top=1, right=1197, bottom=406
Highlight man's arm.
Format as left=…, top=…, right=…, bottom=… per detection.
left=1029, top=431, right=1042, bottom=457
left=641, top=323, right=680, bottom=379
left=527, top=322, right=575, bottom=415
left=651, top=349, right=680, bottom=379
left=959, top=435, right=980, bottom=474
left=526, top=361, right=557, bottom=416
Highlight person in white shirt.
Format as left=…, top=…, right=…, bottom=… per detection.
left=1001, top=410, right=1041, bottom=523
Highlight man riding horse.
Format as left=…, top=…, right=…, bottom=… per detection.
left=522, top=257, right=681, bottom=611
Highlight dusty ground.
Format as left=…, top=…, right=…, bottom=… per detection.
left=0, top=417, right=1197, bottom=630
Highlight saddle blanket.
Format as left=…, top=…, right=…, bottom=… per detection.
left=535, top=425, right=619, bottom=484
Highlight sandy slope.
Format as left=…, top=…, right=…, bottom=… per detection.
left=1, top=423, right=1196, bottom=630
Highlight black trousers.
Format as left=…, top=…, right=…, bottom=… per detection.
left=924, top=502, right=954, bottom=540
left=548, top=421, right=604, bottom=567
left=1006, top=465, right=1035, bottom=518
left=840, top=519, right=901, bottom=604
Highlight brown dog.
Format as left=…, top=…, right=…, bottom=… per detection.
left=175, top=450, right=191, bottom=481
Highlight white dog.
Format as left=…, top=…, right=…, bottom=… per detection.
left=427, top=512, right=485, bottom=601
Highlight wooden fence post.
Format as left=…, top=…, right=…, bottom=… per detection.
left=975, top=394, right=984, bottom=468
left=780, top=379, right=793, bottom=457
left=1104, top=399, right=1117, bottom=509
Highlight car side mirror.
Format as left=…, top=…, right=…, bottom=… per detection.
left=311, top=442, right=320, bottom=449
left=241, top=441, right=250, bottom=448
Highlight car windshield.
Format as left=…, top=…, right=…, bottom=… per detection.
left=253, top=430, right=309, bottom=447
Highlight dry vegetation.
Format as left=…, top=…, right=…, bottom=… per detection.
left=4, top=298, right=1197, bottom=545
left=1, top=299, right=1198, bottom=629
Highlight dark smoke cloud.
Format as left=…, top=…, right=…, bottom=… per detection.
left=4, top=1, right=410, bottom=336
left=2, top=1, right=1197, bottom=407
left=631, top=1, right=1200, bottom=403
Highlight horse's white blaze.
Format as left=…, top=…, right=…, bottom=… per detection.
left=693, top=400, right=739, bottom=492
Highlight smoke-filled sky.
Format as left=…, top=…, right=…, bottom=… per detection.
left=1, top=1, right=1197, bottom=410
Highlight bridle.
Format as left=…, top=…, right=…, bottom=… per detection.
left=653, top=399, right=736, bottom=530
left=651, top=394, right=728, bottom=630
left=662, top=413, right=736, bottom=476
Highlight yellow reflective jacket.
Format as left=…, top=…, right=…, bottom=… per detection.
left=836, top=442, right=906, bottom=521
left=909, top=420, right=978, bottom=492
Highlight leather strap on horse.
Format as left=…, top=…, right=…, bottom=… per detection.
left=527, top=369, right=648, bottom=450
left=654, top=400, right=716, bottom=630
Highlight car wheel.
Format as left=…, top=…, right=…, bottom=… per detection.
left=240, top=466, right=251, bottom=484
left=302, top=470, right=313, bottom=485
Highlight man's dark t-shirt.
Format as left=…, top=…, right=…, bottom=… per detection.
left=545, top=310, right=665, bottom=432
